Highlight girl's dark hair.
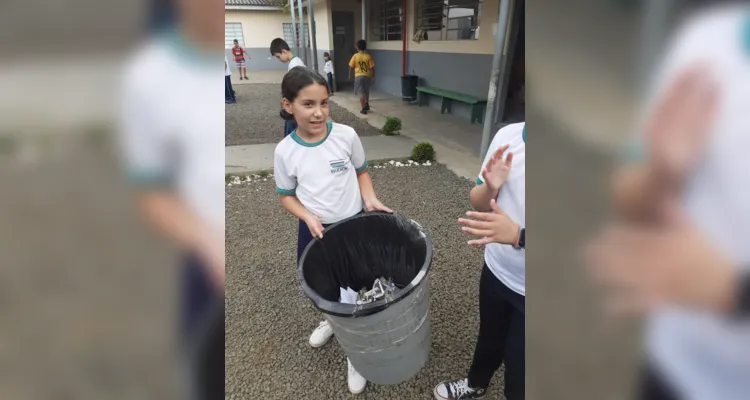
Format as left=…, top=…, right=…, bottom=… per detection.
left=280, top=66, right=329, bottom=121
left=323, top=52, right=330, bottom=58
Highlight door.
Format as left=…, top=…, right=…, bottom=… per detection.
left=332, top=11, right=355, bottom=88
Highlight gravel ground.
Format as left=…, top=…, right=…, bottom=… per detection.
left=226, top=83, right=382, bottom=146
left=0, top=138, right=177, bottom=398
left=225, top=163, right=506, bottom=399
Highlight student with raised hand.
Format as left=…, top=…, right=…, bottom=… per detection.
left=434, top=123, right=526, bottom=400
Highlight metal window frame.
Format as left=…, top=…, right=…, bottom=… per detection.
left=416, top=0, right=482, bottom=41
left=225, top=22, right=245, bottom=48
left=282, top=22, right=310, bottom=48
left=370, top=0, right=404, bottom=42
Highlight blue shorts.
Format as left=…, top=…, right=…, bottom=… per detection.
left=180, top=253, right=220, bottom=343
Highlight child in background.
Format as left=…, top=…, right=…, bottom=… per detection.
left=225, top=55, right=236, bottom=104
left=323, top=52, right=335, bottom=95
left=348, top=40, right=374, bottom=114
left=270, top=38, right=306, bottom=136
left=231, top=39, right=249, bottom=80
left=273, top=67, right=392, bottom=395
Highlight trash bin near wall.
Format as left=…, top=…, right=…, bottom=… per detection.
left=297, top=212, right=433, bottom=385
left=401, top=75, right=419, bottom=102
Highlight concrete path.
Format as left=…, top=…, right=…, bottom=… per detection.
left=225, top=134, right=416, bottom=174
left=330, top=91, right=486, bottom=180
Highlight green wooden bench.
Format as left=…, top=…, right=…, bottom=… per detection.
left=416, top=86, right=487, bottom=124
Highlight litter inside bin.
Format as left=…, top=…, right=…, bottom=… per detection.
left=299, top=212, right=429, bottom=317
left=356, top=277, right=399, bottom=305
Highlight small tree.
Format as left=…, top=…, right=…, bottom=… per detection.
left=411, top=142, right=435, bottom=163
left=382, top=117, right=402, bottom=136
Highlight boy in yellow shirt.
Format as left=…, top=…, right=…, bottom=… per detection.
left=348, top=40, right=375, bottom=114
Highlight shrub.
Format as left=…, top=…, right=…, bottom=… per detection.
left=382, top=117, right=402, bottom=136
left=411, top=142, right=435, bottom=163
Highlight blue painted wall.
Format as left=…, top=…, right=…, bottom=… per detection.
left=369, top=49, right=493, bottom=120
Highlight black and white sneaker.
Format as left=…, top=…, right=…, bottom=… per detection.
left=434, top=378, right=486, bottom=400
left=364, top=103, right=371, bottom=111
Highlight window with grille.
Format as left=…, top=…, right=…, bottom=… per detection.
left=282, top=23, right=310, bottom=48
left=416, top=0, right=481, bottom=41
left=370, top=0, right=404, bottom=41
left=225, top=23, right=245, bottom=48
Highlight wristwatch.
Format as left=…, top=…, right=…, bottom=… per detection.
left=513, top=227, right=525, bottom=250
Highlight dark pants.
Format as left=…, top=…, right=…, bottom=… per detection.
left=467, top=264, right=525, bottom=399
left=284, top=120, right=298, bottom=137
left=180, top=253, right=220, bottom=344
left=640, top=365, right=680, bottom=400
left=225, top=75, right=235, bottom=101
left=326, top=72, right=335, bottom=94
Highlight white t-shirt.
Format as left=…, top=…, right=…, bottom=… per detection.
left=225, top=55, right=231, bottom=76
left=119, top=34, right=225, bottom=234
left=635, top=6, right=750, bottom=400
left=324, top=60, right=334, bottom=74
left=476, top=122, right=526, bottom=296
left=288, top=56, right=306, bottom=71
left=274, top=121, right=366, bottom=224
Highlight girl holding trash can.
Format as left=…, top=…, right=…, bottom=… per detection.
left=272, top=66, right=392, bottom=395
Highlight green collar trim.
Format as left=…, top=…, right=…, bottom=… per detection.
left=522, top=126, right=526, bottom=143
left=162, top=30, right=216, bottom=68
left=743, top=14, right=750, bottom=55
left=291, top=121, right=333, bottom=147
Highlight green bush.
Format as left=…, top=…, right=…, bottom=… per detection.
left=382, top=117, right=402, bottom=136
left=411, top=142, right=435, bottom=163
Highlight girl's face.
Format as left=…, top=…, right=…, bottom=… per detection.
left=283, top=83, right=329, bottom=137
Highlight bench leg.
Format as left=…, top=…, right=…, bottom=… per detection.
left=417, top=91, right=423, bottom=107
left=472, top=104, right=485, bottom=124
left=441, top=97, right=452, bottom=114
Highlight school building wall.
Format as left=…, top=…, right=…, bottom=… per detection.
left=225, top=0, right=335, bottom=73
left=364, top=0, right=514, bottom=120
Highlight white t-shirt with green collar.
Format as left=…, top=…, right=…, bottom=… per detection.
left=476, top=122, right=526, bottom=296
left=288, top=56, right=305, bottom=70
left=274, top=121, right=367, bottom=224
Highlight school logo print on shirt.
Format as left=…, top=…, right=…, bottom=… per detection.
left=329, top=159, right=349, bottom=174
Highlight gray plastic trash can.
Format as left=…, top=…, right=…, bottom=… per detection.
left=297, top=212, right=433, bottom=385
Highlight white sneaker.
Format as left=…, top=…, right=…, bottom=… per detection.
left=308, top=320, right=334, bottom=348
left=347, top=358, right=367, bottom=394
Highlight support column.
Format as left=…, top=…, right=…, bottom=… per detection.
left=297, top=0, right=306, bottom=64
left=361, top=0, right=366, bottom=39
left=308, top=0, right=319, bottom=72
left=289, top=0, right=300, bottom=57
left=479, top=0, right=511, bottom=160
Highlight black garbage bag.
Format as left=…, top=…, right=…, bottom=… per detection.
left=298, top=212, right=432, bottom=317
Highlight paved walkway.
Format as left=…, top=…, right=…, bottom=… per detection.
left=226, top=135, right=415, bottom=174
left=329, top=91, right=485, bottom=180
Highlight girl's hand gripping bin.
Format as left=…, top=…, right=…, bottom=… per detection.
left=297, top=212, right=433, bottom=385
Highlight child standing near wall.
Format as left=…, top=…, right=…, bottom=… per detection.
left=323, top=52, right=335, bottom=95
left=231, top=39, right=249, bottom=80
left=348, top=40, right=374, bottom=114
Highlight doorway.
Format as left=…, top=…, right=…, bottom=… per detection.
left=332, top=11, right=355, bottom=89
